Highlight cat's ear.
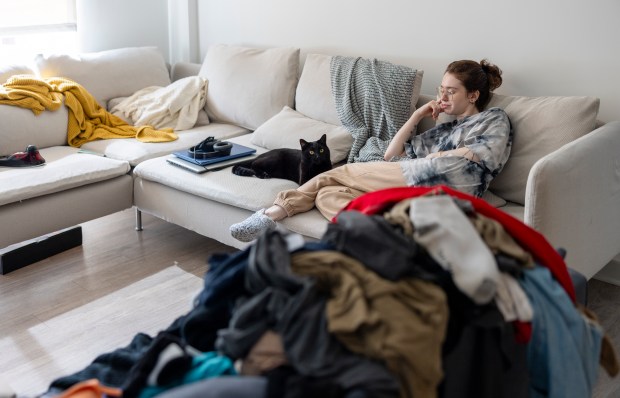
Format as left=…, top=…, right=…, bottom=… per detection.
left=319, top=134, right=327, bottom=144
left=300, top=138, right=308, bottom=147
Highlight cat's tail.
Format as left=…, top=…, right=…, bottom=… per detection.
left=231, top=164, right=256, bottom=177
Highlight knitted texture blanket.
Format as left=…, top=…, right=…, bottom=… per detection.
left=330, top=56, right=417, bottom=163
left=0, top=75, right=177, bottom=147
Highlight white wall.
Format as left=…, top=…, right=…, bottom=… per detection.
left=72, top=0, right=620, bottom=122
left=75, top=0, right=169, bottom=58
left=195, top=0, right=620, bottom=123
left=167, top=0, right=199, bottom=65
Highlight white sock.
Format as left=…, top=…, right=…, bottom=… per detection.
left=230, top=209, right=277, bottom=242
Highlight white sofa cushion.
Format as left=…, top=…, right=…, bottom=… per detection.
left=296, top=53, right=424, bottom=126
left=487, top=94, right=600, bottom=204
left=250, top=106, right=353, bottom=164
left=0, top=104, right=68, bottom=155
left=134, top=134, right=297, bottom=211
left=481, top=190, right=506, bottom=208
left=0, top=64, right=35, bottom=84
left=0, top=146, right=130, bottom=206
left=80, top=122, right=250, bottom=167
left=199, top=44, right=300, bottom=130
left=34, top=47, right=171, bottom=109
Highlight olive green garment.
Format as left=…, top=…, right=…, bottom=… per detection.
left=291, top=250, right=448, bottom=398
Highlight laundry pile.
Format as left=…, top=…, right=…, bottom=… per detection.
left=47, top=186, right=618, bottom=398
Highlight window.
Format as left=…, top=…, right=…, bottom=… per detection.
left=0, top=0, right=77, bottom=64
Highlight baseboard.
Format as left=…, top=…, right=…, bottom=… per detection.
left=592, top=256, right=620, bottom=286
left=0, top=226, right=83, bottom=274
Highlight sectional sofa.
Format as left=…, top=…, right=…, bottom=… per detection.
left=1, top=45, right=619, bottom=280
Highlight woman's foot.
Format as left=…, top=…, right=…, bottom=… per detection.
left=230, top=209, right=277, bottom=242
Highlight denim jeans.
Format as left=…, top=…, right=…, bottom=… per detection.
left=521, top=266, right=602, bottom=398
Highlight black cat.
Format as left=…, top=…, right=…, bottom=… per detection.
left=232, top=134, right=332, bottom=185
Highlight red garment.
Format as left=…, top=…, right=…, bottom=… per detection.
left=335, top=185, right=577, bottom=343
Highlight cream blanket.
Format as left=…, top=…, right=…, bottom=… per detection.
left=111, top=76, right=208, bottom=131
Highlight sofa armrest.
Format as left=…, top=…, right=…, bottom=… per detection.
left=524, top=121, right=620, bottom=278
left=170, top=61, right=201, bottom=82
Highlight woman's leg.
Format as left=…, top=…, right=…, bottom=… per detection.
left=274, top=161, right=406, bottom=218
left=313, top=185, right=367, bottom=220
left=231, top=162, right=405, bottom=242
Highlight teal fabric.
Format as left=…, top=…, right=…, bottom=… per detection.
left=138, top=351, right=236, bottom=398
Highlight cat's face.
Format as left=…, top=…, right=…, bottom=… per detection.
left=300, top=134, right=330, bottom=164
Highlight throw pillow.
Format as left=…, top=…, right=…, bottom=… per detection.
left=487, top=94, right=600, bottom=204
left=250, top=106, right=353, bottom=164
left=295, top=53, right=424, bottom=126
left=34, top=46, right=171, bottom=109
left=199, top=44, right=300, bottom=130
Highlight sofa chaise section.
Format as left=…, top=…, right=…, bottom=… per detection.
left=0, top=46, right=252, bottom=252
left=0, top=147, right=132, bottom=248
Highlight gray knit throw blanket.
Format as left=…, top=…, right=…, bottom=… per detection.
left=330, top=56, right=417, bottom=163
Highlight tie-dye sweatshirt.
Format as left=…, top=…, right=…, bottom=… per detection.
left=400, top=107, right=512, bottom=197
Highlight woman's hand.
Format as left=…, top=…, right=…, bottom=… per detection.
left=383, top=100, right=444, bottom=161
left=416, top=99, right=444, bottom=121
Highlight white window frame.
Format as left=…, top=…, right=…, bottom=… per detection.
left=0, top=0, right=77, bottom=64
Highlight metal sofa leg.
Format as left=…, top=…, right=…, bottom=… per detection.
left=135, top=208, right=143, bottom=231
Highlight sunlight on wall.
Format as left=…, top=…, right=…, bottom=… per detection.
left=0, top=32, right=77, bottom=65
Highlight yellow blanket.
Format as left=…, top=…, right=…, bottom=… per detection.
left=0, top=75, right=178, bottom=147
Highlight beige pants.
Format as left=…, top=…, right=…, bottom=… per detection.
left=274, top=161, right=407, bottom=220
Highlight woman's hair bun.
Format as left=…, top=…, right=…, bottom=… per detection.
left=480, top=59, right=503, bottom=91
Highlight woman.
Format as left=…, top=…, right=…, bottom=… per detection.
left=231, top=59, right=512, bottom=242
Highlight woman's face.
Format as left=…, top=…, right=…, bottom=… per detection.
left=437, top=72, right=479, bottom=118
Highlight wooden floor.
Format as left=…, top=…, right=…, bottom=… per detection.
left=0, top=209, right=235, bottom=397
left=0, top=209, right=619, bottom=397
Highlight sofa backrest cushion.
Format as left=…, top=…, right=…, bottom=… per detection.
left=0, top=104, right=69, bottom=155
left=199, top=44, right=300, bottom=130
left=295, top=53, right=424, bottom=126
left=487, top=94, right=600, bottom=204
left=250, top=106, right=353, bottom=164
left=0, top=64, right=35, bottom=84
left=34, top=46, right=171, bottom=109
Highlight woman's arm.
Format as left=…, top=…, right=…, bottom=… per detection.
left=383, top=113, right=419, bottom=160
left=384, top=100, right=444, bottom=161
left=425, top=147, right=481, bottom=163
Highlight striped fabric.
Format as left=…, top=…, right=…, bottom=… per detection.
left=330, top=56, right=417, bottom=163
